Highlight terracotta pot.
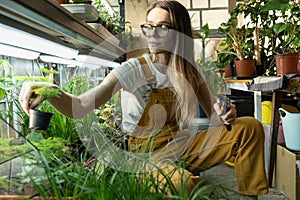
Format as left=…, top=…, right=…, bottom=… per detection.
left=235, top=59, right=255, bottom=78
left=29, top=109, right=53, bottom=131
left=275, top=53, right=300, bottom=76
left=223, top=65, right=233, bottom=78
left=53, top=0, right=69, bottom=4
left=72, top=0, right=92, bottom=4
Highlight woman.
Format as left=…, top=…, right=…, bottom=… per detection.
left=19, top=1, right=268, bottom=199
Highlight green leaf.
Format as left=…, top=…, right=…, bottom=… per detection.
left=33, top=87, right=61, bottom=100
left=262, top=0, right=289, bottom=11
left=198, top=23, right=210, bottom=40
left=26, top=131, right=44, bottom=142
left=0, top=88, right=4, bottom=100
left=273, top=22, right=290, bottom=35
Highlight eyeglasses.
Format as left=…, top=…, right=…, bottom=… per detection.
left=140, top=24, right=175, bottom=38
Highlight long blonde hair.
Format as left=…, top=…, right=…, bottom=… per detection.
left=146, top=1, right=206, bottom=127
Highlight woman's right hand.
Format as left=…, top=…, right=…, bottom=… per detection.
left=18, top=82, right=58, bottom=115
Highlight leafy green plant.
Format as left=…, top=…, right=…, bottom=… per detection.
left=118, top=26, right=141, bottom=50
left=33, top=86, right=61, bottom=101
left=22, top=150, right=234, bottom=200
left=94, top=91, right=122, bottom=147
left=15, top=68, right=61, bottom=104
left=0, top=138, right=31, bottom=163
left=218, top=15, right=255, bottom=61
left=221, top=0, right=300, bottom=76
left=0, top=58, right=30, bottom=136
left=93, top=0, right=128, bottom=34
left=262, top=0, right=300, bottom=55
left=214, top=38, right=236, bottom=71
left=0, top=58, right=17, bottom=99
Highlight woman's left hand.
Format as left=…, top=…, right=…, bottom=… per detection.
left=223, top=103, right=236, bottom=125
left=214, top=103, right=237, bottom=125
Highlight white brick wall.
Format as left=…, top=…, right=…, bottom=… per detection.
left=202, top=9, right=229, bottom=29
left=185, top=0, right=230, bottom=31
left=192, top=1, right=208, bottom=9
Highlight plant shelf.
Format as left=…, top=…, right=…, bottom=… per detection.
left=61, top=3, right=99, bottom=22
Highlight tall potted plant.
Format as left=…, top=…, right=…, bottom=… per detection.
left=218, top=11, right=256, bottom=78
left=215, top=39, right=236, bottom=78
left=262, top=0, right=300, bottom=76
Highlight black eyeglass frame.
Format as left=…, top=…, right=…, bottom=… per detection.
left=140, top=24, right=175, bottom=38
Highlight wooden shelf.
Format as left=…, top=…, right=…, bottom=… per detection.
left=0, top=0, right=124, bottom=61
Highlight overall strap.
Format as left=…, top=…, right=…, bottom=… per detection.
left=137, top=56, right=156, bottom=87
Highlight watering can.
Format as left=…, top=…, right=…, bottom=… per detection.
left=278, top=108, right=300, bottom=152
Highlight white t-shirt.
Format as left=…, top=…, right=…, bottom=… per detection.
left=112, top=54, right=173, bottom=133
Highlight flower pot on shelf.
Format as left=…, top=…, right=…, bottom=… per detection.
left=223, top=65, right=233, bottom=78
left=29, top=109, right=53, bottom=131
left=275, top=53, right=300, bottom=76
left=61, top=3, right=98, bottom=22
left=53, top=0, right=69, bottom=4
left=235, top=59, right=255, bottom=78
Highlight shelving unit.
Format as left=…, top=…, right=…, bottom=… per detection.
left=0, top=0, right=124, bottom=61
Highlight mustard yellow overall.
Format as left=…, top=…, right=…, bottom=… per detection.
left=127, top=57, right=269, bottom=196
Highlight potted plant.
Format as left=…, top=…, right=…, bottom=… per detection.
left=215, top=39, right=237, bottom=78
left=16, top=69, right=61, bottom=132
left=262, top=0, right=300, bottom=76
left=218, top=10, right=256, bottom=78
left=237, top=0, right=300, bottom=76
left=28, top=86, right=61, bottom=131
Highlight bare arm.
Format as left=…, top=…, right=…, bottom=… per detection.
left=19, top=72, right=121, bottom=119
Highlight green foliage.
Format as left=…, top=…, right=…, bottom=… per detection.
left=63, top=75, right=89, bottom=95
left=264, top=0, right=300, bottom=54
left=118, top=26, right=141, bottom=50
left=24, top=152, right=234, bottom=200
left=38, top=76, right=90, bottom=143
left=0, top=58, right=17, bottom=91
left=93, top=0, right=128, bottom=34
left=0, top=138, right=31, bottom=162
left=218, top=14, right=255, bottom=61
left=33, top=86, right=61, bottom=100
left=0, top=58, right=29, bottom=135
left=94, top=92, right=122, bottom=144
left=39, top=68, right=59, bottom=75
left=15, top=76, right=50, bottom=82
left=221, top=0, right=300, bottom=75
left=0, top=175, right=9, bottom=190
left=198, top=23, right=210, bottom=40
left=215, top=39, right=236, bottom=69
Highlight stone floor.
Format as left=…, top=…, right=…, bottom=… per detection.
left=200, top=163, right=288, bottom=200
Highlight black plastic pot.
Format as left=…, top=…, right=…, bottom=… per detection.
left=29, top=109, right=53, bottom=131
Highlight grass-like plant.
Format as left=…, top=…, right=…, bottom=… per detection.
left=27, top=153, right=235, bottom=200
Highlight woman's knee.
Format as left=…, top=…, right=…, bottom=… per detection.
left=236, top=117, right=265, bottom=140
